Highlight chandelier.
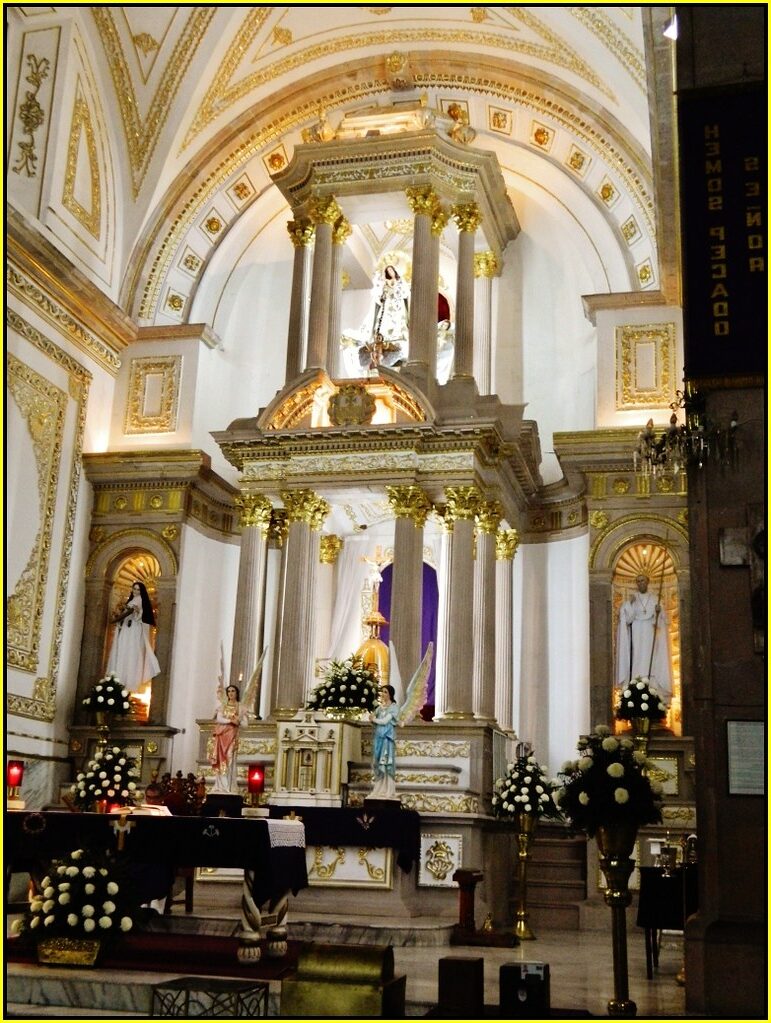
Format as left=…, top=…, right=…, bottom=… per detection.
left=633, top=382, right=738, bottom=475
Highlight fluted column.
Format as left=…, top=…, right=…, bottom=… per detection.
left=452, top=202, right=483, bottom=378
left=495, top=528, right=519, bottom=731
left=387, top=485, right=432, bottom=680
left=405, top=186, right=440, bottom=374
left=317, top=534, right=343, bottom=663
left=285, top=219, right=314, bottom=382
left=328, top=217, right=351, bottom=377
left=230, top=495, right=273, bottom=700
left=429, top=204, right=450, bottom=380
left=473, top=251, right=499, bottom=395
left=473, top=500, right=502, bottom=721
left=433, top=507, right=452, bottom=718
left=440, top=486, right=482, bottom=719
left=264, top=510, right=288, bottom=717
left=271, top=489, right=330, bottom=717
left=306, top=196, right=342, bottom=370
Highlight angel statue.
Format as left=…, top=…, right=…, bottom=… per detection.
left=209, top=646, right=267, bottom=794
left=368, top=641, right=434, bottom=801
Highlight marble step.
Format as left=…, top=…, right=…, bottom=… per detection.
left=287, top=912, right=457, bottom=947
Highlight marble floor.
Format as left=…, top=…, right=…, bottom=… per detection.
left=7, top=879, right=692, bottom=1019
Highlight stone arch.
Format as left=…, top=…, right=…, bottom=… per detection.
left=77, top=528, right=179, bottom=725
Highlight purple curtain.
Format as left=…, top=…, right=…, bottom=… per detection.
left=379, top=562, right=438, bottom=719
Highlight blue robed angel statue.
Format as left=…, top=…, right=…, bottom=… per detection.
left=369, top=642, right=433, bottom=800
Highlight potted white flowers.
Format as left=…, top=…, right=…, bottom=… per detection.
left=11, top=847, right=135, bottom=965
left=615, top=676, right=667, bottom=754
left=306, top=655, right=380, bottom=719
left=82, top=674, right=131, bottom=716
left=70, top=746, right=140, bottom=812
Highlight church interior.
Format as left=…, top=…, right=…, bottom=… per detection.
left=5, top=5, right=765, bottom=1018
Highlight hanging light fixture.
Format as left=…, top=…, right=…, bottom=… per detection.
left=633, top=382, right=738, bottom=475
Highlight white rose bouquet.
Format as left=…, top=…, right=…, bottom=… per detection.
left=70, top=746, right=140, bottom=810
left=615, top=676, right=667, bottom=722
left=11, top=847, right=135, bottom=945
left=82, top=674, right=131, bottom=716
left=492, top=754, right=563, bottom=822
left=306, top=655, right=380, bottom=713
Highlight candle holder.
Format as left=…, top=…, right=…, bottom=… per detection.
left=247, top=763, right=265, bottom=807
left=7, top=760, right=26, bottom=809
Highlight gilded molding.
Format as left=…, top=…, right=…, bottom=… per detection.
left=85, top=526, right=179, bottom=578
left=452, top=202, right=483, bottom=233
left=398, top=792, right=480, bottom=814
left=588, top=513, right=687, bottom=570
left=617, top=323, right=675, bottom=410
left=281, top=489, right=330, bottom=531
left=63, top=87, right=101, bottom=239
left=476, top=500, right=503, bottom=535
left=495, top=528, right=519, bottom=561
left=124, top=355, right=181, bottom=434
left=319, top=534, right=343, bottom=564
left=386, top=485, right=432, bottom=527
left=235, top=493, right=273, bottom=532
left=6, top=312, right=89, bottom=722
left=474, top=251, right=500, bottom=278
left=92, top=7, right=214, bottom=196
left=570, top=7, right=646, bottom=92
left=444, top=485, right=483, bottom=523
left=7, top=265, right=121, bottom=374
left=12, top=53, right=50, bottom=177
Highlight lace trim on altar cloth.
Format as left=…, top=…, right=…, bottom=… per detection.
left=267, top=819, right=305, bottom=848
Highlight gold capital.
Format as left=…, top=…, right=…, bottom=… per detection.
left=309, top=195, right=342, bottom=226
left=474, top=251, right=500, bottom=278
left=281, top=489, right=330, bottom=531
left=235, top=493, right=273, bottom=533
left=476, top=500, right=503, bottom=535
left=444, top=486, right=483, bottom=523
left=406, top=185, right=439, bottom=217
left=319, top=534, right=343, bottom=564
left=268, top=509, right=288, bottom=547
left=495, top=528, right=519, bottom=561
left=431, top=206, right=450, bottom=237
left=386, top=485, right=432, bottom=527
left=287, top=219, right=314, bottom=248
left=333, top=216, right=352, bottom=245
left=452, top=202, right=482, bottom=233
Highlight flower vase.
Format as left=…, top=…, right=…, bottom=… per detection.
left=37, top=937, right=101, bottom=966
left=596, top=822, right=639, bottom=1018
left=629, top=716, right=651, bottom=756
left=512, top=811, right=538, bottom=941
left=94, top=710, right=111, bottom=750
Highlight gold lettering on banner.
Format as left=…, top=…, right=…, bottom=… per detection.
left=13, top=53, right=50, bottom=177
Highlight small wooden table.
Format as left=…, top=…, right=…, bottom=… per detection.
left=636, top=864, right=698, bottom=979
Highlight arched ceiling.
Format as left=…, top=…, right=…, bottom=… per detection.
left=13, top=5, right=663, bottom=324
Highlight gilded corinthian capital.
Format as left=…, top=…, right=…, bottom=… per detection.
left=309, top=195, right=342, bottom=226
left=281, top=489, right=330, bottom=530
left=332, top=217, right=352, bottom=245
left=319, top=534, right=343, bottom=564
left=287, top=219, right=314, bottom=247
left=406, top=185, right=439, bottom=217
left=431, top=205, right=450, bottom=237
left=452, top=202, right=483, bottom=233
left=235, top=493, right=273, bottom=533
left=444, top=485, right=483, bottom=523
left=495, top=527, right=520, bottom=561
left=268, top=509, right=288, bottom=548
left=474, top=250, right=500, bottom=278
left=387, top=485, right=432, bottom=527
left=476, top=500, right=503, bottom=535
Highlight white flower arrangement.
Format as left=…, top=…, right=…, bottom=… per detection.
left=70, top=746, right=140, bottom=810
left=306, top=655, right=380, bottom=713
left=616, top=676, right=667, bottom=722
left=82, top=674, right=131, bottom=716
left=11, top=848, right=134, bottom=943
left=492, top=754, right=563, bottom=822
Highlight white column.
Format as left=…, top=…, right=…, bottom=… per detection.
left=285, top=219, right=314, bottom=382
left=405, top=186, right=439, bottom=377
left=316, top=534, right=342, bottom=674
left=472, top=500, right=502, bottom=721
left=230, top=495, right=272, bottom=699
left=327, top=218, right=351, bottom=378
left=494, top=528, right=519, bottom=731
left=433, top=517, right=452, bottom=718
left=452, top=202, right=483, bottom=379
left=473, top=251, right=499, bottom=395
left=271, top=490, right=329, bottom=716
left=387, top=485, right=431, bottom=679
left=306, top=196, right=342, bottom=370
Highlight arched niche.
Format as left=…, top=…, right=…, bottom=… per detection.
left=76, top=529, right=178, bottom=726
left=586, top=514, right=690, bottom=732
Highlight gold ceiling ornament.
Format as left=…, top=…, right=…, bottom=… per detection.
left=132, top=33, right=159, bottom=58
left=476, top=500, right=503, bottom=535
left=309, top=195, right=342, bottom=226
left=12, top=53, right=50, bottom=177
left=474, top=251, right=500, bottom=278
left=268, top=508, right=289, bottom=548
left=589, top=510, right=610, bottom=531
left=92, top=6, right=214, bottom=197
left=495, top=527, right=519, bottom=561
left=280, top=489, right=330, bottom=531
left=452, top=202, right=483, bottom=233
left=444, top=485, right=483, bottom=523
left=319, top=534, right=343, bottom=565
left=386, top=485, right=432, bottom=527
left=235, top=493, right=273, bottom=532
left=569, top=6, right=646, bottom=92
left=62, top=88, right=101, bottom=240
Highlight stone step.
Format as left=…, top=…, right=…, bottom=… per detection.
left=528, top=860, right=586, bottom=882
left=519, top=878, right=587, bottom=904
left=524, top=899, right=582, bottom=931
